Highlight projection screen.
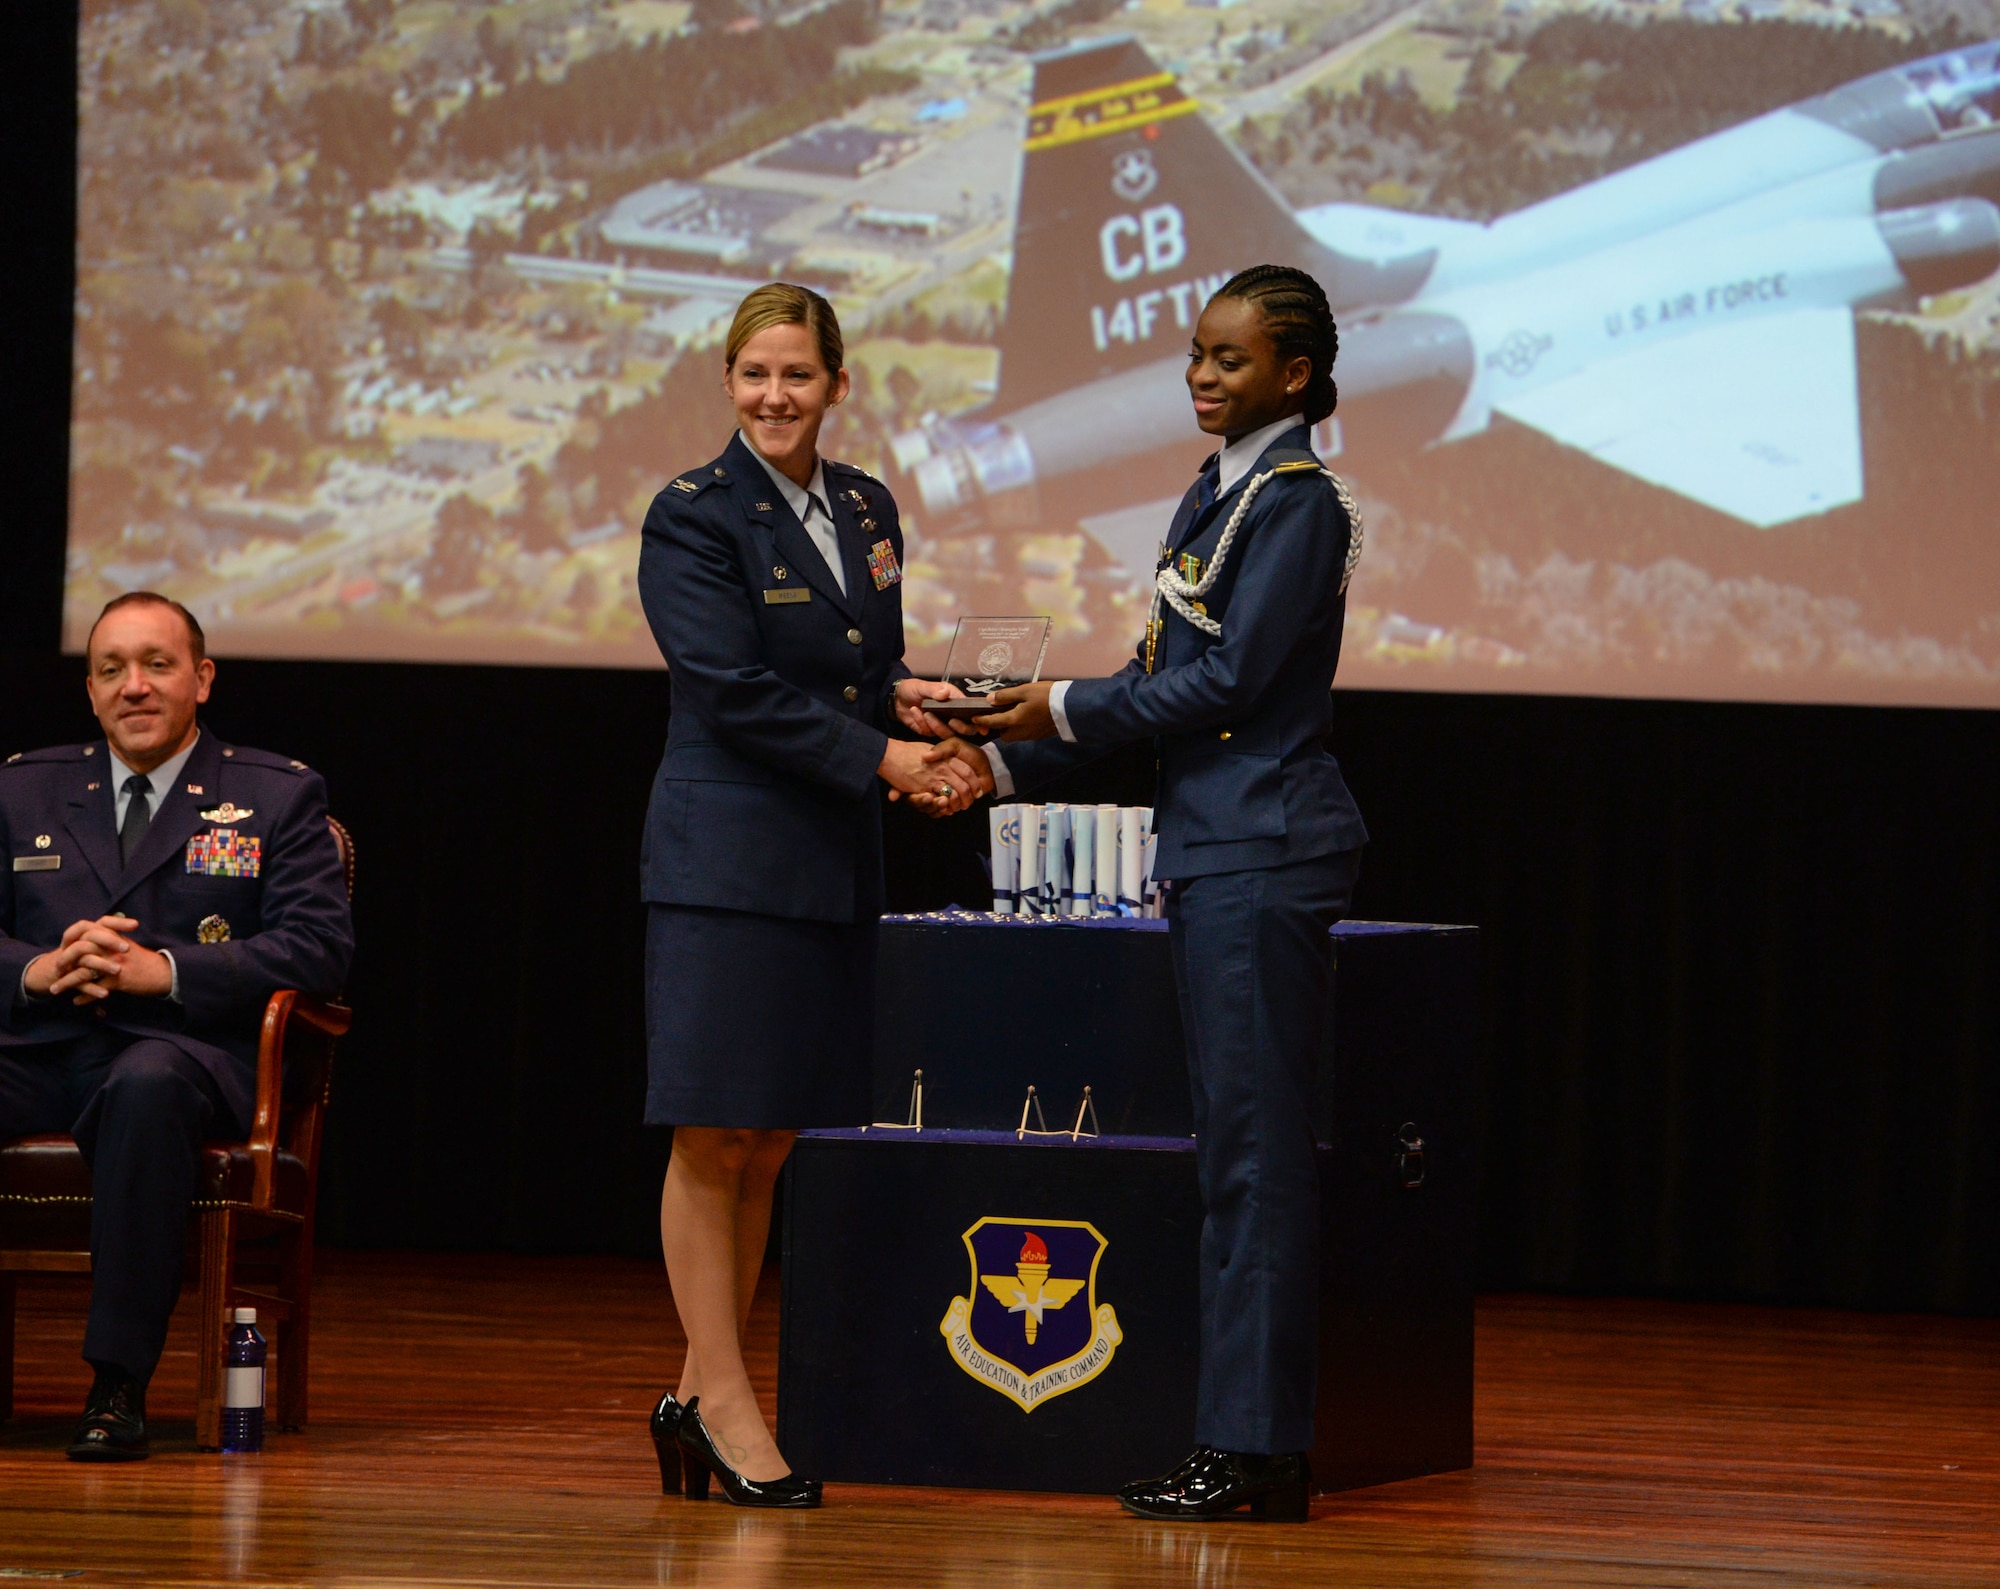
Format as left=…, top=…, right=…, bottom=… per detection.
left=65, top=0, right=2000, bottom=706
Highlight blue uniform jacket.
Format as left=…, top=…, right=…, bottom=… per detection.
left=0, top=731, right=354, bottom=1128
left=638, top=432, right=912, bottom=924
left=1005, top=423, right=1367, bottom=878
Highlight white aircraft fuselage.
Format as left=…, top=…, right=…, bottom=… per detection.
left=896, top=38, right=2000, bottom=529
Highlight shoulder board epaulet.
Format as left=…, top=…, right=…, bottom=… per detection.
left=822, top=459, right=879, bottom=483
left=1, top=743, right=91, bottom=769
left=222, top=745, right=310, bottom=775
left=1265, top=450, right=1326, bottom=475
left=666, top=472, right=720, bottom=498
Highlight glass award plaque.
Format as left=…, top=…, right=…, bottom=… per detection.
left=924, top=615, right=1053, bottom=715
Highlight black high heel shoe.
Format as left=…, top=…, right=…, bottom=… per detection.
left=650, top=1390, right=691, bottom=1496
left=676, top=1397, right=822, bottom=1509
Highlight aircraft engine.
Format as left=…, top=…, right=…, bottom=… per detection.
left=1321, top=313, right=1478, bottom=455
left=1874, top=127, right=2000, bottom=214
left=891, top=307, right=1485, bottom=523
left=891, top=355, right=1195, bottom=520
left=893, top=422, right=1036, bottom=519
left=1876, top=199, right=2000, bottom=298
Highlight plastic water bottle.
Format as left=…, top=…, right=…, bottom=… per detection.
left=221, top=1306, right=265, bottom=1453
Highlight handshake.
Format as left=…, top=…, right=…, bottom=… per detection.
left=876, top=677, right=1058, bottom=818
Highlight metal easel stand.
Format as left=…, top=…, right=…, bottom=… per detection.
left=1016, top=1084, right=1100, bottom=1142
left=1070, top=1085, right=1101, bottom=1142
left=1016, top=1084, right=1050, bottom=1139
left=865, top=1069, right=924, bottom=1132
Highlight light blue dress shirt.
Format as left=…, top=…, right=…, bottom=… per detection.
left=741, top=431, right=846, bottom=598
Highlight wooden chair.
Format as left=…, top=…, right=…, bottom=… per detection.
left=0, top=816, right=354, bottom=1448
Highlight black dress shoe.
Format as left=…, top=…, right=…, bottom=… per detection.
left=676, top=1397, right=822, bottom=1509
left=67, top=1374, right=149, bottom=1463
left=1118, top=1447, right=1310, bottom=1521
left=650, top=1390, right=690, bottom=1495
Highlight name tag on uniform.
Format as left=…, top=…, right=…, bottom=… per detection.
left=763, top=588, right=811, bottom=605
left=12, top=855, right=59, bottom=872
left=187, top=829, right=261, bottom=878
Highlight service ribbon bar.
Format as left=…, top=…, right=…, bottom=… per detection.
left=1024, top=73, right=1199, bottom=151
left=186, top=829, right=262, bottom=878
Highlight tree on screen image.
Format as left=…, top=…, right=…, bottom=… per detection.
left=1242, top=17, right=1975, bottom=222
left=423, top=494, right=498, bottom=598
left=304, top=84, right=407, bottom=197
left=443, top=0, right=883, bottom=166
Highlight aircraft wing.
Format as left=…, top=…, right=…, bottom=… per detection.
left=1494, top=308, right=1863, bottom=527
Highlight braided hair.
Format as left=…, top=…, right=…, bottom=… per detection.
left=1212, top=265, right=1339, bottom=425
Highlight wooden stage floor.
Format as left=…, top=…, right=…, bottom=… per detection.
left=2, top=1252, right=1995, bottom=1588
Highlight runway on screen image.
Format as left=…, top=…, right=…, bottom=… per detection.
left=2, top=1253, right=1994, bottom=1588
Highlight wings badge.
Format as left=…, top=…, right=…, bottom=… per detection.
left=940, top=1217, right=1122, bottom=1412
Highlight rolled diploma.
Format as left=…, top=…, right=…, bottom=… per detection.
left=1018, top=805, right=1044, bottom=918
left=1044, top=804, right=1070, bottom=916
left=989, top=804, right=1018, bottom=914
left=1140, top=807, right=1160, bottom=916
left=1093, top=804, right=1118, bottom=916
left=1069, top=809, right=1095, bottom=916
left=1118, top=806, right=1143, bottom=914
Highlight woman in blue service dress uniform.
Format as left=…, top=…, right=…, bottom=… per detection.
left=971, top=265, right=1369, bottom=1523
left=638, top=283, right=977, bottom=1509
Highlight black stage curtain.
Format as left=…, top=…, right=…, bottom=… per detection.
left=4, top=654, right=1995, bottom=1313
left=6, top=2, right=1996, bottom=1313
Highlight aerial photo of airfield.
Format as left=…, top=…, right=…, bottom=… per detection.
left=66, top=0, right=2000, bottom=703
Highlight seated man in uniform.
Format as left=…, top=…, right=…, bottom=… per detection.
left=0, top=593, right=353, bottom=1460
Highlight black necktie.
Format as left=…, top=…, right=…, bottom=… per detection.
left=1194, top=467, right=1219, bottom=514
left=120, top=774, right=152, bottom=866
left=805, top=494, right=844, bottom=592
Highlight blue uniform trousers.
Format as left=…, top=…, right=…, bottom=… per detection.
left=1169, top=847, right=1361, bottom=1455
left=0, top=1029, right=236, bottom=1383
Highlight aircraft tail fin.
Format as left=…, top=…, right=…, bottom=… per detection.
left=997, top=36, right=1434, bottom=411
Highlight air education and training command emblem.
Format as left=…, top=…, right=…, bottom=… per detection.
left=941, top=1218, right=1122, bottom=1412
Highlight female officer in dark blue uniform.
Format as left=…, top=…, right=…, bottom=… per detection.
left=973, top=265, right=1367, bottom=1523
left=637, top=284, right=975, bottom=1508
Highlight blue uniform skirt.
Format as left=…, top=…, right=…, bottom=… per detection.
left=643, top=903, right=876, bottom=1129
